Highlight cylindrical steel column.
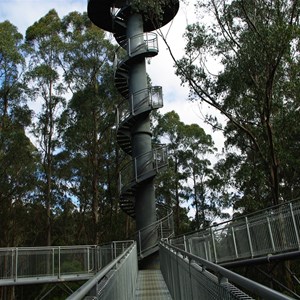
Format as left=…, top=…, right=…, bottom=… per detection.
left=126, top=14, right=157, bottom=244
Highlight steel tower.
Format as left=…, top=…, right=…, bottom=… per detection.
left=88, top=0, right=179, bottom=254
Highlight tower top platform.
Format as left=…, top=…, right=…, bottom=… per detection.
left=88, top=0, right=179, bottom=32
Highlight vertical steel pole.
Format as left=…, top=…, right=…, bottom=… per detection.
left=245, top=217, right=254, bottom=257
left=15, top=248, right=18, bottom=282
left=267, top=216, right=276, bottom=252
left=87, top=247, right=90, bottom=272
left=290, top=203, right=300, bottom=249
left=52, top=248, right=55, bottom=276
left=58, top=246, right=61, bottom=279
left=211, top=228, right=218, bottom=263
left=231, top=227, right=239, bottom=259
left=126, top=13, right=157, bottom=253
left=183, top=235, right=188, bottom=252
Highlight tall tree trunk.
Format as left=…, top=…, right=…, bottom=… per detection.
left=174, top=157, right=180, bottom=234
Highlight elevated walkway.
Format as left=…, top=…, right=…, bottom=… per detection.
left=0, top=204, right=298, bottom=299
left=170, top=199, right=300, bottom=267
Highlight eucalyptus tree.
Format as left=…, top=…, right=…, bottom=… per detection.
left=25, top=10, right=66, bottom=246
left=58, top=12, right=124, bottom=244
left=180, top=123, right=221, bottom=229
left=0, top=21, right=39, bottom=248
left=153, top=111, right=189, bottom=233
left=175, top=0, right=300, bottom=209
left=0, top=21, right=39, bottom=300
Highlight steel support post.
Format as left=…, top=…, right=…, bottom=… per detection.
left=126, top=14, right=157, bottom=250
left=289, top=202, right=300, bottom=249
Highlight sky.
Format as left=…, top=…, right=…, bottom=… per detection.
left=0, top=0, right=231, bottom=219
left=0, top=0, right=225, bottom=152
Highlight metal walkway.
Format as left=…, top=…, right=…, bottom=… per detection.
left=1, top=203, right=299, bottom=299
left=135, top=270, right=172, bottom=300
left=170, top=199, right=300, bottom=266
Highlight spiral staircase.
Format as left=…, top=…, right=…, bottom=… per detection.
left=87, top=0, right=179, bottom=258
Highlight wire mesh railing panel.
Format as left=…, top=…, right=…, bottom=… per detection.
left=160, top=243, right=254, bottom=300
left=248, top=219, right=274, bottom=256
left=214, top=226, right=237, bottom=263
left=17, top=249, right=53, bottom=278
left=67, top=241, right=137, bottom=300
left=58, top=248, right=95, bottom=275
left=0, top=242, right=133, bottom=285
left=0, top=250, right=13, bottom=279
left=170, top=199, right=300, bottom=264
left=233, top=225, right=252, bottom=259
left=97, top=243, right=137, bottom=300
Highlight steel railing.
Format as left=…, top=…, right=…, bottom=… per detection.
left=116, top=86, right=163, bottom=126
left=119, top=145, right=168, bottom=192
left=170, top=199, right=300, bottom=264
left=0, top=241, right=133, bottom=286
left=133, top=209, right=174, bottom=258
left=160, top=241, right=293, bottom=300
left=113, top=32, right=158, bottom=72
left=66, top=241, right=137, bottom=300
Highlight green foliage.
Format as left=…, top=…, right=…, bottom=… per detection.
left=131, top=0, right=174, bottom=21
left=153, top=111, right=224, bottom=232
left=177, top=0, right=300, bottom=211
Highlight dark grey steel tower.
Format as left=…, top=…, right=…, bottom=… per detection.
left=88, top=0, right=179, bottom=255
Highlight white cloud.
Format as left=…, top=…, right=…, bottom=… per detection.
left=0, top=1, right=86, bottom=35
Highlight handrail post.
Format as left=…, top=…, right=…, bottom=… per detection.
left=15, top=248, right=18, bottom=282
left=131, top=93, right=134, bottom=115
left=58, top=246, right=61, bottom=279
left=138, top=231, right=142, bottom=256
left=116, top=105, right=119, bottom=127
left=87, top=247, right=90, bottom=273
left=184, top=235, right=187, bottom=252
left=231, top=227, right=239, bottom=259
left=128, top=37, right=131, bottom=57
left=290, top=202, right=300, bottom=249
left=52, top=248, right=55, bottom=276
left=245, top=217, right=254, bottom=257
left=267, top=216, right=276, bottom=252
left=134, top=158, right=138, bottom=182
left=210, top=228, right=217, bottom=263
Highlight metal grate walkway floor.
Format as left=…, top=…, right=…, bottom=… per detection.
left=135, top=270, right=172, bottom=300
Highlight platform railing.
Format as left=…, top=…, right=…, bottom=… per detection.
left=160, top=241, right=293, bottom=300
left=66, top=241, right=137, bottom=300
left=170, top=199, right=300, bottom=264
left=113, top=32, right=158, bottom=72
left=119, top=145, right=168, bottom=192
left=0, top=241, right=133, bottom=286
left=116, top=86, right=163, bottom=126
left=134, top=209, right=174, bottom=258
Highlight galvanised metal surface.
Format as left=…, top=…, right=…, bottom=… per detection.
left=135, top=270, right=172, bottom=300
left=87, top=0, right=179, bottom=253
left=0, top=241, right=132, bottom=286
left=160, top=242, right=293, bottom=300
left=67, top=241, right=137, bottom=300
left=170, top=199, right=300, bottom=265
left=132, top=209, right=174, bottom=259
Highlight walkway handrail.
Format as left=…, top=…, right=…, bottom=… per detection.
left=133, top=209, right=174, bottom=257
left=170, top=198, right=300, bottom=264
left=119, top=145, right=168, bottom=191
left=0, top=241, right=133, bottom=286
left=160, top=241, right=293, bottom=300
left=66, top=241, right=137, bottom=300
